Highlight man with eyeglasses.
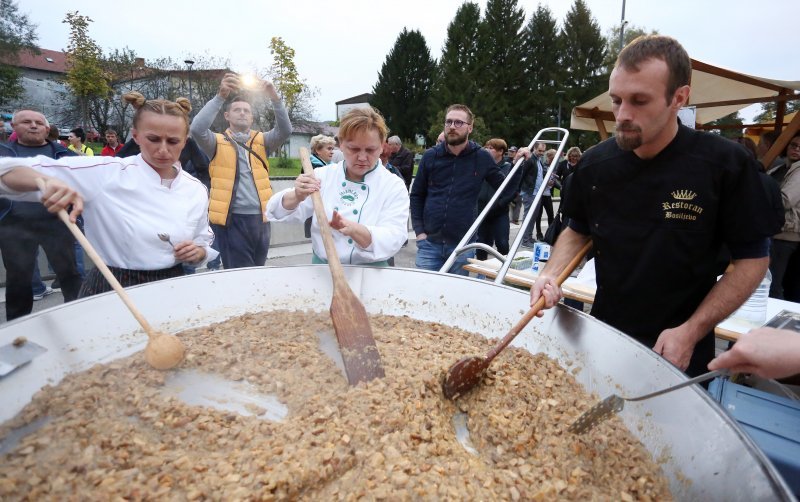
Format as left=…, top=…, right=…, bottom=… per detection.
left=767, top=133, right=800, bottom=299
left=410, top=104, right=505, bottom=275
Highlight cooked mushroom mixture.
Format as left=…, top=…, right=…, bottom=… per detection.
left=0, top=311, right=671, bottom=500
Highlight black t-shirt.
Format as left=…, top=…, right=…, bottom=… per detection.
left=563, top=125, right=773, bottom=374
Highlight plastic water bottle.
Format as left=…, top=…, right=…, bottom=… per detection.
left=731, top=269, right=771, bottom=324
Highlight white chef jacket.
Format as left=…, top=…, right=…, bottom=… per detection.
left=267, top=162, right=409, bottom=264
left=0, top=154, right=217, bottom=269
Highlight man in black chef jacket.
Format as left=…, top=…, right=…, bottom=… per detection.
left=530, top=35, right=776, bottom=377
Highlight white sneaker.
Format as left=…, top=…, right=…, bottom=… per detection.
left=33, top=286, right=54, bottom=301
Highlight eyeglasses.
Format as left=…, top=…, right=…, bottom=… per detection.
left=445, top=119, right=470, bottom=129
left=788, top=142, right=800, bottom=150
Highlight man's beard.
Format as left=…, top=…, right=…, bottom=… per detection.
left=19, top=132, right=48, bottom=146
left=615, top=122, right=643, bottom=151
left=446, top=129, right=468, bottom=146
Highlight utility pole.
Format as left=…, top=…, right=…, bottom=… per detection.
left=556, top=90, right=565, bottom=141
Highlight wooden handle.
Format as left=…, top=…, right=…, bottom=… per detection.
left=35, top=178, right=155, bottom=337
left=298, top=148, right=347, bottom=286
left=486, top=240, right=592, bottom=361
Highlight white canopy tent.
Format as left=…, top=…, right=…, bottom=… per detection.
left=570, top=58, right=800, bottom=167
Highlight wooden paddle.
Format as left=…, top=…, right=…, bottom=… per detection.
left=298, top=148, right=385, bottom=385
left=442, top=240, right=592, bottom=399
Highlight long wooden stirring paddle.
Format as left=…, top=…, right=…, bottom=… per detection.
left=298, top=148, right=385, bottom=385
left=35, top=178, right=184, bottom=370
left=442, top=241, right=592, bottom=399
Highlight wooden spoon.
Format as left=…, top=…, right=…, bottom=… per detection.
left=299, top=148, right=385, bottom=385
left=442, top=241, right=592, bottom=399
left=35, top=179, right=185, bottom=370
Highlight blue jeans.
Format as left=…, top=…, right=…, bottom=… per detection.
left=415, top=238, right=473, bottom=276
left=212, top=214, right=271, bottom=269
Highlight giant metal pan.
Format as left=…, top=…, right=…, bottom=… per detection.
left=0, top=266, right=793, bottom=500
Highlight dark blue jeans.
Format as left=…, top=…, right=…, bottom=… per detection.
left=415, top=238, right=473, bottom=276
left=476, top=213, right=510, bottom=261
left=212, top=214, right=271, bottom=269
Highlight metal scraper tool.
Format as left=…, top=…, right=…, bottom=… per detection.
left=568, top=369, right=729, bottom=434
left=0, top=339, right=48, bottom=377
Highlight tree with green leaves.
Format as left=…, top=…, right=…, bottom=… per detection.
left=518, top=4, right=562, bottom=143
left=473, top=0, right=527, bottom=142
left=85, top=47, right=139, bottom=138
left=371, top=28, right=436, bottom=142
left=603, top=24, right=658, bottom=72
left=0, top=0, right=39, bottom=107
left=63, top=11, right=109, bottom=130
left=754, top=100, right=800, bottom=125
left=428, top=2, right=482, bottom=133
left=267, top=37, right=316, bottom=122
left=708, top=111, right=744, bottom=139
left=558, top=0, right=608, bottom=148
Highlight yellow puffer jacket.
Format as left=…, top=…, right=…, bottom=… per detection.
left=208, top=130, right=272, bottom=226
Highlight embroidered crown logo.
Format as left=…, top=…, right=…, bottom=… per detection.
left=671, top=190, right=697, bottom=201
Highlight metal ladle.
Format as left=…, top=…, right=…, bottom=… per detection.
left=36, top=179, right=185, bottom=370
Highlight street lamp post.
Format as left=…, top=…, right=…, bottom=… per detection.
left=184, top=59, right=195, bottom=113
left=556, top=90, right=565, bottom=140
left=619, top=0, right=627, bottom=51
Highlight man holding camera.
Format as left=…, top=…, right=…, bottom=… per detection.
left=190, top=73, right=291, bottom=269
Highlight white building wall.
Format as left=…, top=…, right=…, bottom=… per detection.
left=336, top=102, right=371, bottom=121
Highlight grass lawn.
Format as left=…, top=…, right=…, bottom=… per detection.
left=268, top=157, right=301, bottom=177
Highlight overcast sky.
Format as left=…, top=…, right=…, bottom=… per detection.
left=19, top=0, right=797, bottom=123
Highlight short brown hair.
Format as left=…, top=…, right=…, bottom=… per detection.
left=338, top=107, right=388, bottom=143
left=123, top=92, right=191, bottom=134
left=484, top=138, right=507, bottom=154
left=445, top=104, right=474, bottom=124
left=616, top=35, right=691, bottom=105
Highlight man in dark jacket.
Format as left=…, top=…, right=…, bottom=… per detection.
left=0, top=108, right=83, bottom=320
left=410, top=104, right=505, bottom=275
left=388, top=135, right=414, bottom=190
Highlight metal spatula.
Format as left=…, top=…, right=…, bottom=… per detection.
left=0, top=339, right=47, bottom=378
left=568, top=369, right=729, bottom=434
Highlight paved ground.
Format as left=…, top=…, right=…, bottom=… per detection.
left=0, top=222, right=535, bottom=324
left=2, top=218, right=735, bottom=360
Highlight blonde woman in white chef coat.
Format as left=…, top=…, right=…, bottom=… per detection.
left=0, top=92, right=217, bottom=296
left=266, top=107, right=409, bottom=266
